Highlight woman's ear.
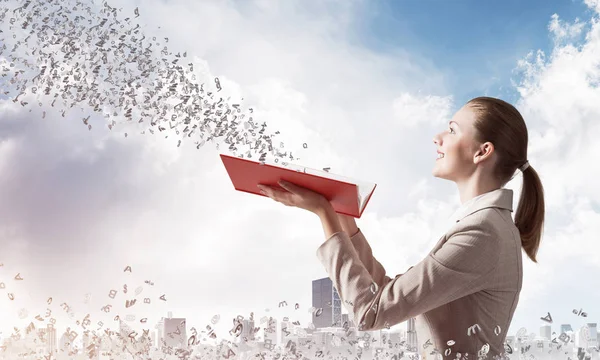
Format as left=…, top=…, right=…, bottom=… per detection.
left=473, top=142, right=494, bottom=164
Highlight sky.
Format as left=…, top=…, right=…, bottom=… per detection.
left=0, top=0, right=599, bottom=346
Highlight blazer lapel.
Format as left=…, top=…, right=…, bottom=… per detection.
left=423, top=189, right=514, bottom=259
left=453, top=188, right=513, bottom=223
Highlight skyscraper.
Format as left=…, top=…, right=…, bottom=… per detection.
left=341, top=314, right=350, bottom=328
left=312, top=277, right=342, bottom=328
left=407, top=317, right=417, bottom=351
left=151, top=330, right=156, bottom=348
left=561, top=324, right=574, bottom=334
left=46, top=325, right=57, bottom=355
left=163, top=317, right=187, bottom=349
left=264, top=317, right=277, bottom=345
left=59, top=329, right=73, bottom=354
left=81, top=331, right=99, bottom=360
left=119, top=319, right=141, bottom=357
left=156, top=318, right=165, bottom=348
left=239, top=319, right=256, bottom=342
left=575, top=326, right=590, bottom=348
left=280, top=318, right=291, bottom=344
left=540, top=325, right=551, bottom=340
left=587, top=323, right=597, bottom=347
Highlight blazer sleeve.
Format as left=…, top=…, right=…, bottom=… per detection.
left=316, top=221, right=500, bottom=331
left=347, top=228, right=394, bottom=288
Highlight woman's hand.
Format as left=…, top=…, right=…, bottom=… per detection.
left=257, top=180, right=331, bottom=215
left=258, top=180, right=345, bottom=238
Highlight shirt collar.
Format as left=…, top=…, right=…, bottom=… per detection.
left=453, top=188, right=513, bottom=223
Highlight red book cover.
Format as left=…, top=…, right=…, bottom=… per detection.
left=220, top=153, right=377, bottom=218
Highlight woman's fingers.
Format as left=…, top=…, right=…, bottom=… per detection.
left=258, top=184, right=291, bottom=204
left=277, top=180, right=298, bottom=193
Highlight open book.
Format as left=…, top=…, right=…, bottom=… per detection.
left=220, top=154, right=377, bottom=218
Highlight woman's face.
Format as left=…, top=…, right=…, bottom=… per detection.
left=432, top=105, right=482, bottom=182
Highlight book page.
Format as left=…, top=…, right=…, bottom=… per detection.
left=357, top=182, right=377, bottom=212
left=262, top=159, right=361, bottom=186
left=300, top=164, right=375, bottom=212
left=253, top=155, right=376, bottom=211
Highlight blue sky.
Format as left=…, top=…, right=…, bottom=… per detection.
left=2, top=0, right=592, bottom=106
left=354, top=0, right=594, bottom=106
left=1, top=0, right=600, bottom=351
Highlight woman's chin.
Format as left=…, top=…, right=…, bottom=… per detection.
left=432, top=168, right=448, bottom=180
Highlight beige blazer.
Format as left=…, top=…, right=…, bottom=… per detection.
left=316, top=188, right=523, bottom=359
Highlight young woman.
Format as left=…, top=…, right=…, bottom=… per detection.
left=257, top=96, right=545, bottom=360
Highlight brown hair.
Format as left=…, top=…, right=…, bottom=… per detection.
left=467, top=97, right=545, bottom=263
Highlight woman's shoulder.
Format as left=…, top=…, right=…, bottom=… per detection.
left=446, top=207, right=515, bottom=241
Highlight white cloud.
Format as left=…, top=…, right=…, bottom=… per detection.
left=392, top=93, right=454, bottom=128
left=585, top=0, right=600, bottom=14
left=504, top=0, right=600, bottom=335
left=548, top=13, right=586, bottom=45
left=1, top=0, right=599, bottom=343
left=0, top=0, right=450, bottom=336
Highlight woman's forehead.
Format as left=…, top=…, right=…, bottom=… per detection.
left=454, top=106, right=477, bottom=126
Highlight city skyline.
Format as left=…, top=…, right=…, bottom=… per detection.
left=1, top=275, right=598, bottom=351
left=2, top=306, right=598, bottom=360
left=1, top=0, right=600, bottom=357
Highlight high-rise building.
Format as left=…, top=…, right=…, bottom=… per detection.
left=119, top=319, right=142, bottom=357
left=314, top=331, right=328, bottom=347
left=312, top=277, right=342, bottom=328
left=59, top=329, right=73, bottom=353
left=540, top=325, right=551, bottom=340
left=575, top=326, right=590, bottom=348
left=587, top=323, right=597, bottom=347
left=156, top=318, right=165, bottom=348
left=264, top=317, right=277, bottom=345
left=389, top=331, right=401, bottom=348
left=163, top=317, right=187, bottom=349
left=150, top=330, right=156, bottom=348
left=46, top=325, right=57, bottom=355
left=361, top=329, right=383, bottom=348
left=505, top=335, right=515, bottom=350
left=238, top=319, right=256, bottom=342
left=81, top=331, right=96, bottom=359
left=561, top=324, right=574, bottom=334
left=79, top=331, right=99, bottom=360
left=280, top=319, right=291, bottom=344
left=341, top=314, right=350, bottom=328
left=407, top=317, right=417, bottom=351
left=82, top=332, right=90, bottom=349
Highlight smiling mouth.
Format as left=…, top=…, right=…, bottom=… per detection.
left=437, top=153, right=445, bottom=160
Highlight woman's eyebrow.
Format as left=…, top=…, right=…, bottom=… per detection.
left=450, top=121, right=460, bottom=127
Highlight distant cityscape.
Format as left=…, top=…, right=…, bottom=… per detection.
left=0, top=277, right=598, bottom=360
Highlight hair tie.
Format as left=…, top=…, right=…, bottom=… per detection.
left=519, top=160, right=530, bottom=172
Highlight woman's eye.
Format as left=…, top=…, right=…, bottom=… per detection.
left=449, top=127, right=455, bottom=134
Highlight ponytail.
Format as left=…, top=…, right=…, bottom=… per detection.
left=514, top=165, right=545, bottom=263
left=467, top=96, right=546, bottom=263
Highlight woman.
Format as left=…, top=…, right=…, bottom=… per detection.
left=257, top=97, right=545, bottom=360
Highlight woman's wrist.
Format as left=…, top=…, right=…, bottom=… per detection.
left=316, top=203, right=344, bottom=238
left=316, top=202, right=359, bottom=236
left=314, top=198, right=333, bottom=217
left=339, top=220, right=359, bottom=237
left=339, top=214, right=359, bottom=236
left=349, top=227, right=360, bottom=237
